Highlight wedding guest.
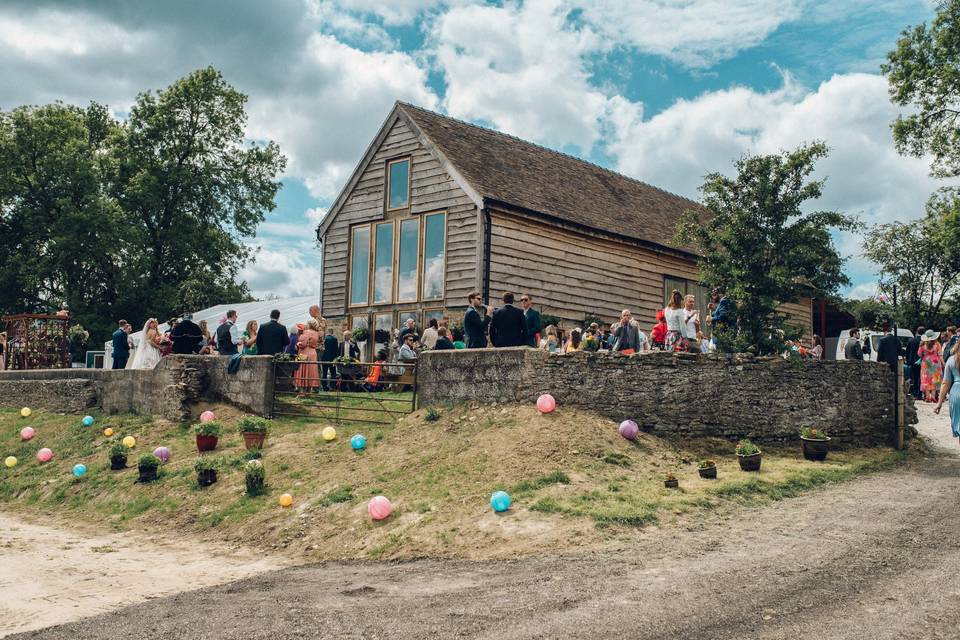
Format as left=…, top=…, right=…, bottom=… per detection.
left=421, top=318, right=439, bottom=349
left=398, top=318, right=418, bottom=344
left=321, top=327, right=339, bottom=391
left=131, top=318, right=163, bottom=370
left=111, top=320, right=132, bottom=369
left=611, top=309, right=648, bottom=355
left=650, top=309, right=667, bottom=350
left=0, top=331, right=5, bottom=371
left=663, top=289, right=688, bottom=352
left=398, top=333, right=418, bottom=362
left=171, top=312, right=204, bottom=355
left=308, top=305, right=327, bottom=333
left=844, top=329, right=864, bottom=360
left=339, top=330, right=360, bottom=360
left=919, top=329, right=944, bottom=403
left=489, top=292, right=527, bottom=347
left=581, top=328, right=600, bottom=352
left=284, top=326, right=301, bottom=358
left=434, top=326, right=455, bottom=350
left=240, top=320, right=258, bottom=355
left=198, top=320, right=214, bottom=354
left=363, top=350, right=388, bottom=391
left=255, top=310, right=289, bottom=356
left=293, top=319, right=321, bottom=395
left=565, top=327, right=582, bottom=352
left=683, top=294, right=701, bottom=353
left=464, top=292, right=491, bottom=348
left=159, top=317, right=177, bottom=357
left=216, top=310, right=242, bottom=356
left=906, top=327, right=924, bottom=399
left=521, top=293, right=541, bottom=348
left=697, top=330, right=711, bottom=354
left=539, top=325, right=561, bottom=353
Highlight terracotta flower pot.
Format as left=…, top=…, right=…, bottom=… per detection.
left=801, top=437, right=830, bottom=461
left=738, top=453, right=762, bottom=472
left=242, top=432, right=266, bottom=450
left=196, top=435, right=218, bottom=452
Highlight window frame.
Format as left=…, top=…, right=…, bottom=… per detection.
left=385, top=157, right=412, bottom=212
left=349, top=314, right=369, bottom=361
left=348, top=225, right=372, bottom=308
left=396, top=309, right=420, bottom=333
left=420, top=211, right=447, bottom=302
left=395, top=216, right=421, bottom=304
left=372, top=220, right=396, bottom=305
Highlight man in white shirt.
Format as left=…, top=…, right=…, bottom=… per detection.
left=216, top=310, right=243, bottom=355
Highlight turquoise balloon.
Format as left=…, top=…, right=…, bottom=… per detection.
left=490, top=490, right=511, bottom=513
left=82, top=415, right=94, bottom=426
left=72, top=463, right=87, bottom=478
left=350, top=434, right=366, bottom=451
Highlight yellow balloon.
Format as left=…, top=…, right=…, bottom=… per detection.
left=4, top=456, right=16, bottom=469
left=322, top=427, right=337, bottom=442
left=122, top=436, right=136, bottom=449
left=103, top=428, right=114, bottom=437
left=20, top=407, right=31, bottom=418
left=279, top=493, right=293, bottom=508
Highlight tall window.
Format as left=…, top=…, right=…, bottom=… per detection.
left=373, top=222, right=394, bottom=304
left=387, top=158, right=410, bottom=210
left=397, top=217, right=420, bottom=301
left=422, top=212, right=446, bottom=300
left=350, top=226, right=370, bottom=306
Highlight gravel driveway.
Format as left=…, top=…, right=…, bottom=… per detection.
left=14, top=405, right=960, bottom=640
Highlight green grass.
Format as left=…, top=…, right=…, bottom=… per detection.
left=510, top=471, right=572, bottom=494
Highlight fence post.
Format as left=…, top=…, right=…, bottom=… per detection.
left=896, top=357, right=905, bottom=450
left=411, top=364, right=419, bottom=412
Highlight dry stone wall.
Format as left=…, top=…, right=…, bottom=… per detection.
left=418, top=349, right=915, bottom=445
left=0, top=356, right=274, bottom=421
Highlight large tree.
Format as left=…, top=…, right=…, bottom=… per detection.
left=678, top=142, right=853, bottom=354
left=883, top=0, right=960, bottom=178
left=0, top=68, right=283, bottom=344
left=863, top=191, right=960, bottom=328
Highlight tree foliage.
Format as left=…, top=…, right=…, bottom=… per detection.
left=883, top=0, right=960, bottom=178
left=0, top=67, right=282, bottom=344
left=863, top=191, right=960, bottom=328
left=678, top=142, right=853, bottom=354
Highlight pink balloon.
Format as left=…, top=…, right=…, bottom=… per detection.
left=368, top=495, right=393, bottom=521
left=20, top=427, right=35, bottom=441
left=618, top=420, right=639, bottom=440
left=536, top=394, right=556, bottom=413
left=153, top=446, right=171, bottom=463
left=199, top=411, right=216, bottom=423
left=36, top=448, right=53, bottom=463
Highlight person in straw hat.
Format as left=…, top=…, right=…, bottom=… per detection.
left=918, top=329, right=944, bottom=403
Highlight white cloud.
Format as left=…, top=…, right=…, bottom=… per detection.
left=0, top=9, right=147, bottom=58
left=241, top=243, right=323, bottom=299
left=578, top=0, right=802, bottom=68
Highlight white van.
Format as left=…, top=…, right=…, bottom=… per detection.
left=835, top=328, right=914, bottom=361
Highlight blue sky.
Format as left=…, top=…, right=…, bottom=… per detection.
left=0, top=0, right=942, bottom=301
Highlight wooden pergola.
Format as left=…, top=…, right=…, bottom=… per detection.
left=1, top=313, right=71, bottom=370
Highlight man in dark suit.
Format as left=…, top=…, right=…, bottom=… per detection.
left=464, top=291, right=491, bottom=348
left=111, top=320, right=131, bottom=369
left=905, top=326, right=923, bottom=399
left=255, top=309, right=289, bottom=356
left=320, top=328, right=340, bottom=390
left=489, top=292, right=528, bottom=347
left=876, top=323, right=903, bottom=375
left=520, top=293, right=541, bottom=348
left=171, top=312, right=203, bottom=354
left=844, top=328, right=864, bottom=360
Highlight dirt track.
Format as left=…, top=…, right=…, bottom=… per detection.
left=11, top=405, right=960, bottom=640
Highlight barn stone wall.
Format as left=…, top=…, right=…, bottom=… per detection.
left=417, top=349, right=915, bottom=444
left=0, top=356, right=274, bottom=422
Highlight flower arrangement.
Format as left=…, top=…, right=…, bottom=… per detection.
left=238, top=416, right=269, bottom=434
left=194, top=421, right=222, bottom=437
left=664, top=472, right=676, bottom=481
left=735, top=439, right=760, bottom=456
left=351, top=326, right=370, bottom=343
left=697, top=459, right=716, bottom=469
left=800, top=426, right=828, bottom=440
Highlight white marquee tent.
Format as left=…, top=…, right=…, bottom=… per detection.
left=103, top=295, right=318, bottom=368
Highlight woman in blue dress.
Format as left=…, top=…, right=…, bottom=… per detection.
left=934, top=348, right=960, bottom=443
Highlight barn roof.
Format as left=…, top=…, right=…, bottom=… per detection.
left=397, top=102, right=702, bottom=255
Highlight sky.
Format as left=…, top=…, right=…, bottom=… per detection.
left=0, top=0, right=944, bottom=302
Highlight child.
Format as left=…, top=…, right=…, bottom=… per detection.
left=363, top=350, right=387, bottom=392
left=697, top=331, right=710, bottom=354
left=650, top=309, right=667, bottom=350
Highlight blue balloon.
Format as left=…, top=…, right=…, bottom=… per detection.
left=490, top=490, right=511, bottom=513
left=82, top=415, right=95, bottom=427
left=350, top=434, right=366, bottom=451
left=73, top=463, right=87, bottom=478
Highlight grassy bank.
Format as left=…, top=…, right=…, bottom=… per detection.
left=0, top=404, right=916, bottom=560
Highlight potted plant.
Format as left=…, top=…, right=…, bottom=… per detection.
left=245, top=461, right=266, bottom=496
left=194, top=457, right=219, bottom=487
left=194, top=421, right=222, bottom=452
left=800, top=426, right=831, bottom=461
left=697, top=459, right=718, bottom=479
left=109, top=442, right=127, bottom=470
left=736, top=439, right=762, bottom=472
left=238, top=416, right=269, bottom=450
left=664, top=472, right=679, bottom=489
left=138, top=454, right=160, bottom=483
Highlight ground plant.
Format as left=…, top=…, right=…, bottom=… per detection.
left=736, top=440, right=760, bottom=456
left=697, top=459, right=717, bottom=469
left=245, top=463, right=266, bottom=496
left=801, top=426, right=829, bottom=440
left=238, top=417, right=269, bottom=434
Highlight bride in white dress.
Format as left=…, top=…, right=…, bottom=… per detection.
left=130, top=318, right=162, bottom=370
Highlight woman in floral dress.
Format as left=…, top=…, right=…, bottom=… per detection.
left=919, top=330, right=944, bottom=403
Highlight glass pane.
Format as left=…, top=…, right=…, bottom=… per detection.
left=397, top=218, right=419, bottom=301
left=424, top=309, right=445, bottom=326
left=352, top=315, right=368, bottom=361
left=374, top=222, right=394, bottom=304
left=422, top=213, right=446, bottom=299
left=388, top=160, right=409, bottom=209
left=398, top=310, right=419, bottom=331
left=350, top=226, right=370, bottom=305
left=374, top=313, right=393, bottom=358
